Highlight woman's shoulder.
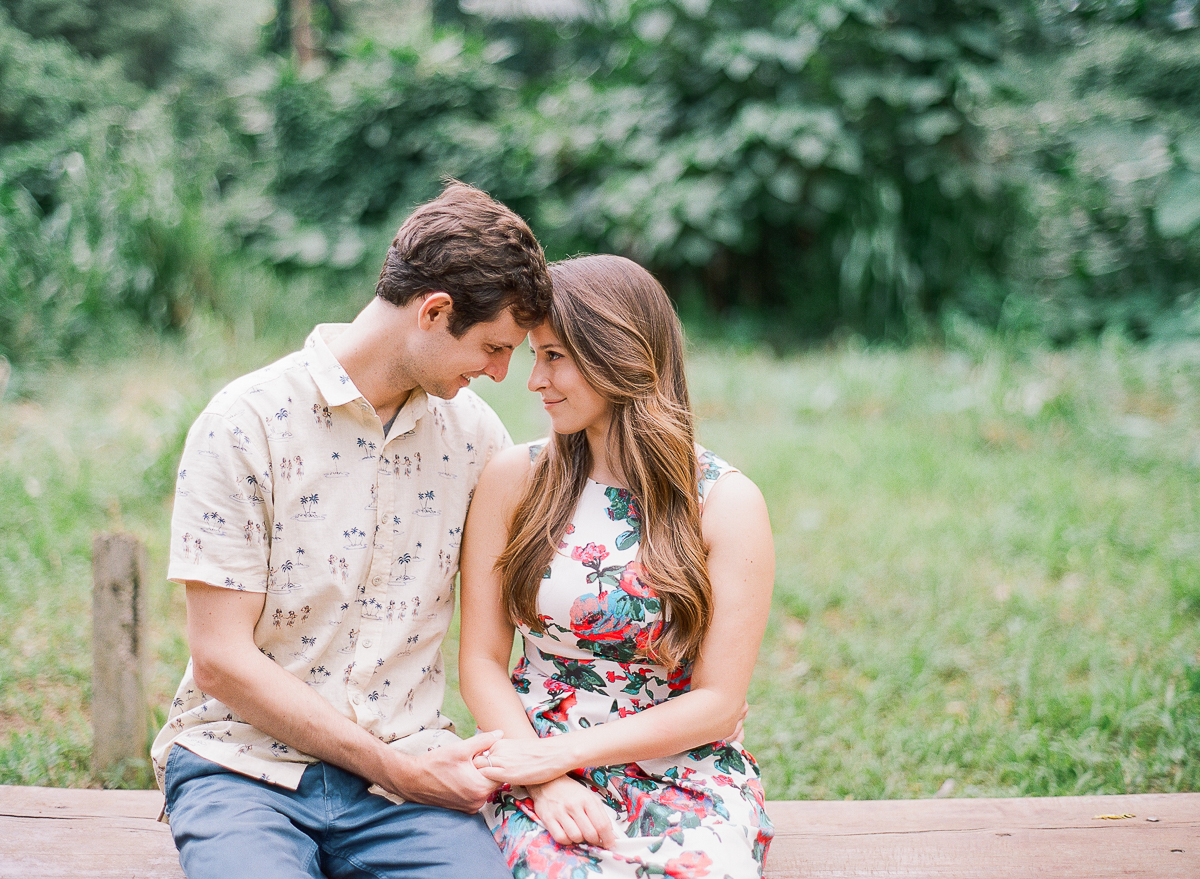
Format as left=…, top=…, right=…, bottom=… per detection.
left=694, top=448, right=770, bottom=545
left=474, top=442, right=539, bottom=510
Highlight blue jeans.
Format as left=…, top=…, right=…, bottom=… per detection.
left=163, top=745, right=513, bottom=879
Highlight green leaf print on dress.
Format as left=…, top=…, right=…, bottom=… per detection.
left=604, top=487, right=642, bottom=551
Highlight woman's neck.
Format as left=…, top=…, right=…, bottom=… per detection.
left=583, top=421, right=627, bottom=489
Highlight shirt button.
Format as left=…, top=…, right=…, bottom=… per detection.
left=372, top=576, right=382, bottom=586
left=352, top=694, right=361, bottom=705
left=362, top=640, right=373, bottom=648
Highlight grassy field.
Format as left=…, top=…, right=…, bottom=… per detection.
left=1, top=320, right=1198, bottom=797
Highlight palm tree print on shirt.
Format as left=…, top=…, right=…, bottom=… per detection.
left=200, top=511, right=228, bottom=536
left=294, top=494, right=325, bottom=521
left=268, top=559, right=301, bottom=594
left=198, top=430, right=219, bottom=458
left=232, top=473, right=265, bottom=505
left=266, top=405, right=293, bottom=439
left=292, top=635, right=317, bottom=660
left=390, top=553, right=413, bottom=585
left=325, top=451, right=349, bottom=478
left=414, top=490, right=439, bottom=517
left=230, top=426, right=251, bottom=452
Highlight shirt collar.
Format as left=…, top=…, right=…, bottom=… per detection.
left=303, top=324, right=435, bottom=425
left=303, top=324, right=366, bottom=409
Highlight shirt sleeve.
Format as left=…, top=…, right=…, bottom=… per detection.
left=168, top=407, right=274, bottom=592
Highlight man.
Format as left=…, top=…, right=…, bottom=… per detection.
left=151, top=182, right=552, bottom=879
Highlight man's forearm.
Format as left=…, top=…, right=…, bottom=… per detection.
left=192, top=642, right=397, bottom=788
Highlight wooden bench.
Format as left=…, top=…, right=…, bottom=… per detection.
left=1, top=785, right=1196, bottom=878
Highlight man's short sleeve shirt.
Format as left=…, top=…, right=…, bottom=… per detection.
left=150, top=324, right=511, bottom=790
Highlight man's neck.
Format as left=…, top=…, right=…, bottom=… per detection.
left=325, top=298, right=417, bottom=425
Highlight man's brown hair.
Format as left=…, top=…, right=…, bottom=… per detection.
left=375, top=181, right=551, bottom=335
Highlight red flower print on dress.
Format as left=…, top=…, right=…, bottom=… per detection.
left=618, top=561, right=655, bottom=598
left=571, top=542, right=608, bottom=566
left=664, top=850, right=714, bottom=878
left=541, top=691, right=578, bottom=727
left=666, top=663, right=693, bottom=692
left=570, top=593, right=639, bottom=643
left=633, top=621, right=664, bottom=655
left=656, top=784, right=712, bottom=820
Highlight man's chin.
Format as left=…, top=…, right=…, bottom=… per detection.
left=427, top=382, right=464, bottom=400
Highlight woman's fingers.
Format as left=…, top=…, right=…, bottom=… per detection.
left=529, top=775, right=617, bottom=849
left=538, top=801, right=599, bottom=847
left=554, top=810, right=584, bottom=845
left=541, top=814, right=568, bottom=846
left=582, top=796, right=617, bottom=848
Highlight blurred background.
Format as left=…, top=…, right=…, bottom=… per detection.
left=0, top=0, right=1198, bottom=796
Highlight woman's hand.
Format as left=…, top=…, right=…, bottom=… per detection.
left=472, top=735, right=576, bottom=787
left=527, top=775, right=618, bottom=849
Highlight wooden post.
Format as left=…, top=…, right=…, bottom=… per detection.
left=292, top=0, right=315, bottom=66
left=92, top=533, right=149, bottom=782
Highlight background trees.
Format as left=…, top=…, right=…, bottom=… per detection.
left=2, top=0, right=1198, bottom=363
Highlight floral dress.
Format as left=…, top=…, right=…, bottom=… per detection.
left=483, top=447, right=773, bottom=879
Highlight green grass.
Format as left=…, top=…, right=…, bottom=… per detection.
left=2, top=324, right=1198, bottom=796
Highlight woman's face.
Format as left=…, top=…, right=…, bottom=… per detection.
left=528, top=323, right=611, bottom=437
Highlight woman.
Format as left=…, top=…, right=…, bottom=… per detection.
left=459, top=255, right=774, bottom=878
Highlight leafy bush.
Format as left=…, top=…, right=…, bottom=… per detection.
left=974, top=25, right=1200, bottom=342
left=0, top=9, right=221, bottom=364
left=514, top=0, right=1025, bottom=337
left=0, top=0, right=195, bottom=86
left=238, top=0, right=1025, bottom=339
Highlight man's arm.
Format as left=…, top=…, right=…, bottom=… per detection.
left=184, top=581, right=501, bottom=812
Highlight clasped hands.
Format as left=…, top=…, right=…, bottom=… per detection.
left=471, top=735, right=618, bottom=849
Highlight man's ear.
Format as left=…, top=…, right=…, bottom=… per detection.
left=416, top=292, right=453, bottom=330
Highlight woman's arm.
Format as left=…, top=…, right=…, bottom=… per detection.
left=459, top=444, right=617, bottom=848
left=478, top=470, right=774, bottom=786
left=459, top=444, right=543, bottom=742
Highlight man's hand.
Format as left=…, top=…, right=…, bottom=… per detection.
left=472, top=734, right=575, bottom=788
left=384, top=730, right=505, bottom=813
left=528, top=775, right=617, bottom=849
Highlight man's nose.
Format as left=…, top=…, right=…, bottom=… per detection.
left=486, top=351, right=512, bottom=383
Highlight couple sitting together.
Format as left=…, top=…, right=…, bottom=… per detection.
left=152, top=182, right=775, bottom=879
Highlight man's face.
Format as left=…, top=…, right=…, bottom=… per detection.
left=412, top=307, right=528, bottom=400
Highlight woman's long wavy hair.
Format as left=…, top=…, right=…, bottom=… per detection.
left=496, top=255, right=712, bottom=669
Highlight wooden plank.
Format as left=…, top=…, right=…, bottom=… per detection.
left=765, top=794, right=1200, bottom=878
left=1, top=786, right=1197, bottom=878
left=92, top=532, right=150, bottom=782
left=0, top=786, right=180, bottom=879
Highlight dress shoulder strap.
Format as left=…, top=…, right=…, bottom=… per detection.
left=528, top=439, right=548, bottom=462
left=696, top=446, right=738, bottom=509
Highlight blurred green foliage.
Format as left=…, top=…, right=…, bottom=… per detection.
left=498, top=0, right=1019, bottom=338
left=1, top=0, right=1199, bottom=363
